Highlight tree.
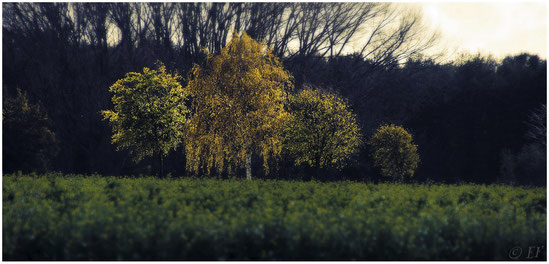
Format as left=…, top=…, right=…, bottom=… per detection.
left=525, top=104, right=546, bottom=147
left=368, top=124, right=419, bottom=180
left=3, top=2, right=440, bottom=176
left=3, top=89, right=59, bottom=173
left=101, top=62, right=189, bottom=177
left=283, top=87, right=362, bottom=179
left=185, top=33, right=293, bottom=179
left=500, top=104, right=547, bottom=185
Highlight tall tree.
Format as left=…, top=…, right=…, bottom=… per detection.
left=185, top=33, right=293, bottom=179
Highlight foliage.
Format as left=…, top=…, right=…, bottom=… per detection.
left=283, top=87, right=362, bottom=170
left=2, top=89, right=58, bottom=173
left=185, top=33, right=293, bottom=176
left=3, top=173, right=546, bottom=260
left=101, top=62, right=189, bottom=162
left=499, top=104, right=546, bottom=185
left=514, top=143, right=546, bottom=185
left=408, top=54, right=546, bottom=184
left=2, top=0, right=546, bottom=184
left=368, top=124, right=419, bottom=179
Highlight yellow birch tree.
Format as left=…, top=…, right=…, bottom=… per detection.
left=185, top=33, right=293, bottom=179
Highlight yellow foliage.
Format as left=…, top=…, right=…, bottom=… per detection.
left=185, top=33, right=293, bottom=175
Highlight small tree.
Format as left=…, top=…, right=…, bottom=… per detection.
left=500, top=104, right=546, bottom=185
left=3, top=89, right=59, bottom=173
left=283, top=88, right=362, bottom=179
left=185, top=33, right=293, bottom=179
left=101, top=62, right=189, bottom=177
left=368, top=124, right=419, bottom=180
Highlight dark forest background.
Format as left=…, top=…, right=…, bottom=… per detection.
left=2, top=3, right=546, bottom=185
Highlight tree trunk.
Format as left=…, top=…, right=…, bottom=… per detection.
left=159, top=153, right=164, bottom=178
left=313, top=155, right=321, bottom=181
left=246, top=152, right=252, bottom=180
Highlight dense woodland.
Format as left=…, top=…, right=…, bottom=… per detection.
left=2, top=3, right=546, bottom=185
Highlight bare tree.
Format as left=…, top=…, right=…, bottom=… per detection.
left=109, top=3, right=134, bottom=53
left=358, top=4, right=440, bottom=68
left=526, top=104, right=547, bottom=146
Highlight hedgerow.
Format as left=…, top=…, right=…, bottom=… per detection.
left=3, top=173, right=546, bottom=260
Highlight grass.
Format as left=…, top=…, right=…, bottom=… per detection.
left=2, top=173, right=546, bottom=260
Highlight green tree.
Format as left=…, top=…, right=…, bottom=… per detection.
left=3, top=88, right=58, bottom=173
left=368, top=124, right=419, bottom=179
left=283, top=88, right=362, bottom=179
left=185, top=33, right=293, bottom=179
left=101, top=62, right=189, bottom=177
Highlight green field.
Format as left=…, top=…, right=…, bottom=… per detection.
left=2, top=173, right=546, bottom=260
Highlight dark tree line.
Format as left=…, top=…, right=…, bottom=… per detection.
left=296, top=53, right=546, bottom=185
left=2, top=3, right=545, bottom=185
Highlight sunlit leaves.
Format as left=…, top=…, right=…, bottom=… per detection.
left=101, top=62, right=189, bottom=162
left=185, top=33, right=293, bottom=176
left=283, top=88, right=362, bottom=169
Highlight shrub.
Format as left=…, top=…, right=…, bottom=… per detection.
left=2, top=89, right=58, bottom=173
left=368, top=124, right=419, bottom=179
left=499, top=104, right=546, bottom=185
left=500, top=144, right=546, bottom=186
left=3, top=173, right=546, bottom=260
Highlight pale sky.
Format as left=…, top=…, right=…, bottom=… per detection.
left=412, top=2, right=547, bottom=59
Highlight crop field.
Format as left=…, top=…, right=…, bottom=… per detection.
left=2, top=173, right=546, bottom=260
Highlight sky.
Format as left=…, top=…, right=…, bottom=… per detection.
left=411, top=2, right=547, bottom=60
